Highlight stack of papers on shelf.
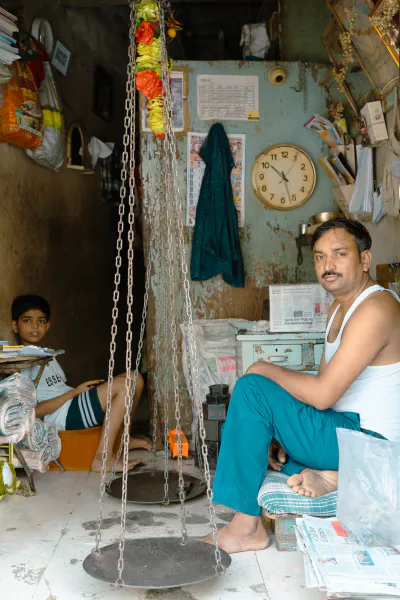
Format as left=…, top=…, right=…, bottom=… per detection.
left=0, top=346, right=64, bottom=359
left=0, top=5, right=19, bottom=72
left=296, top=515, right=400, bottom=598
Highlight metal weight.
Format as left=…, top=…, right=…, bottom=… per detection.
left=106, top=470, right=206, bottom=504
left=84, top=538, right=231, bottom=589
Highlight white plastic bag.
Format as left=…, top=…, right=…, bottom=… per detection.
left=25, top=61, right=64, bottom=170
left=180, top=318, right=251, bottom=404
left=336, top=428, right=400, bottom=546
left=349, top=145, right=373, bottom=216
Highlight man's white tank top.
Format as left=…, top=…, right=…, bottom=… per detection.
left=325, top=284, right=400, bottom=441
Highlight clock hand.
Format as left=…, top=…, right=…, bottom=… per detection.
left=271, top=164, right=289, bottom=182
left=283, top=178, right=291, bottom=201
left=279, top=152, right=299, bottom=182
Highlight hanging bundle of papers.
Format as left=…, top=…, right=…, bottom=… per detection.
left=304, top=114, right=343, bottom=147
left=296, top=515, right=400, bottom=598
left=0, top=5, right=19, bottom=82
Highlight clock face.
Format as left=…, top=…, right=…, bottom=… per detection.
left=251, top=144, right=316, bottom=211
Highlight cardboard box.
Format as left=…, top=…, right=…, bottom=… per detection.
left=360, top=101, right=388, bottom=146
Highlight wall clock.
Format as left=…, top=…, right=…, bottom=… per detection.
left=251, top=144, right=316, bottom=210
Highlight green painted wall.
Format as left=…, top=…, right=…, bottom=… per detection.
left=141, top=61, right=338, bottom=321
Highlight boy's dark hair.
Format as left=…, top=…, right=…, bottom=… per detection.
left=11, top=295, right=51, bottom=322
left=311, top=218, right=372, bottom=254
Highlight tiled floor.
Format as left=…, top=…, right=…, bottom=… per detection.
left=0, top=452, right=325, bottom=600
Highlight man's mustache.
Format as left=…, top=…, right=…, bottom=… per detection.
left=322, top=271, right=343, bottom=279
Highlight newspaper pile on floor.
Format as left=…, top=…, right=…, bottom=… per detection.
left=296, top=515, right=400, bottom=598
left=0, top=374, right=61, bottom=471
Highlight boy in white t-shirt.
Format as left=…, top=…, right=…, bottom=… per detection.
left=12, top=295, right=151, bottom=472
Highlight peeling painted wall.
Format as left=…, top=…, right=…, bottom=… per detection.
left=142, top=61, right=338, bottom=324
left=0, top=0, right=128, bottom=384
left=141, top=61, right=339, bottom=428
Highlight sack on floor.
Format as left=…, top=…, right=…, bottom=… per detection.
left=180, top=318, right=250, bottom=403
left=336, top=428, right=400, bottom=546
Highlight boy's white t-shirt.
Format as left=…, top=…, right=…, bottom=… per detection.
left=23, top=358, right=74, bottom=430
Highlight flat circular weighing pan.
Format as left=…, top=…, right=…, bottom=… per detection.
left=83, top=537, right=231, bottom=588
left=106, top=469, right=206, bottom=504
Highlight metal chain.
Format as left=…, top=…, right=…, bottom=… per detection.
left=158, top=1, right=223, bottom=572
left=115, top=1, right=137, bottom=587
left=93, top=0, right=135, bottom=556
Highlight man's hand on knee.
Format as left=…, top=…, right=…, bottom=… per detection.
left=245, top=361, right=270, bottom=377
left=268, top=439, right=287, bottom=471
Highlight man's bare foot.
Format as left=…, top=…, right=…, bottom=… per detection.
left=287, top=468, right=338, bottom=498
left=91, top=457, right=141, bottom=473
left=201, top=513, right=270, bottom=554
left=129, top=436, right=152, bottom=452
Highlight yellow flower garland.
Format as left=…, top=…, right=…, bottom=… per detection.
left=136, top=0, right=158, bottom=23
left=135, top=0, right=174, bottom=137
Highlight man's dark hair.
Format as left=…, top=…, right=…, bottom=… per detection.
left=311, top=218, right=372, bottom=254
left=11, top=295, right=51, bottom=322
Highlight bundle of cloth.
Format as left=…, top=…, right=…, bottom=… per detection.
left=0, top=373, right=36, bottom=443
left=16, top=419, right=62, bottom=473
left=0, top=373, right=61, bottom=472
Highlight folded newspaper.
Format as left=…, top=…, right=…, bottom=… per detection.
left=296, top=515, right=400, bottom=599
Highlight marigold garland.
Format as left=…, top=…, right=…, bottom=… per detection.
left=135, top=0, right=179, bottom=138
left=135, top=0, right=164, bottom=137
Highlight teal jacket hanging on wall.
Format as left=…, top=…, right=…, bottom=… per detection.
left=190, top=123, right=244, bottom=288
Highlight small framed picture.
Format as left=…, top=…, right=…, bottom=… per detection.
left=51, top=40, right=71, bottom=76
left=93, top=67, right=113, bottom=122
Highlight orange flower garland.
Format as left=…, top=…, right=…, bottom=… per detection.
left=135, top=0, right=165, bottom=137
left=136, top=70, right=162, bottom=99
left=136, top=21, right=156, bottom=45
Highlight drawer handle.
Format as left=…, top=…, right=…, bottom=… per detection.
left=267, top=355, right=288, bottom=362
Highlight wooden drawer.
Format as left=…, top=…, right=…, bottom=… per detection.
left=253, top=344, right=302, bottom=367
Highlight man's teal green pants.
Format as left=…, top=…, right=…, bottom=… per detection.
left=212, top=374, right=360, bottom=516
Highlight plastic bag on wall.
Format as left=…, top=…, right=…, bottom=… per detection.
left=0, top=61, right=43, bottom=148
left=25, top=60, right=64, bottom=170
left=336, top=428, right=400, bottom=546
left=349, top=145, right=373, bottom=215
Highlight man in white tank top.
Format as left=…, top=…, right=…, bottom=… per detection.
left=205, top=218, right=400, bottom=554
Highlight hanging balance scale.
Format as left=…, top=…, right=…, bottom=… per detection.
left=83, top=0, right=231, bottom=589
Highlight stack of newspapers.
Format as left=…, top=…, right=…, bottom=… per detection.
left=296, top=515, right=400, bottom=598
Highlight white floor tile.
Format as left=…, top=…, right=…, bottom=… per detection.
left=2, top=455, right=326, bottom=600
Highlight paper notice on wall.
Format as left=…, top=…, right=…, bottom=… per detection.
left=269, top=284, right=333, bottom=333
left=142, top=71, right=184, bottom=132
left=197, top=74, right=259, bottom=121
left=186, top=132, right=245, bottom=227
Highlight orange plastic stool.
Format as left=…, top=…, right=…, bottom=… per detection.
left=49, top=427, right=122, bottom=471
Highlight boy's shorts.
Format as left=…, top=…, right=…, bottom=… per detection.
left=65, top=387, right=104, bottom=430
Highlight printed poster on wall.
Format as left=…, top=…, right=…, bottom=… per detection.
left=141, top=71, right=184, bottom=132
left=186, top=132, right=245, bottom=227
left=197, top=74, right=259, bottom=121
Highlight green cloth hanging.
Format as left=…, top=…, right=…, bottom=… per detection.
left=190, top=123, right=244, bottom=288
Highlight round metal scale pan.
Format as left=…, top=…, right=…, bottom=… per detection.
left=83, top=537, right=231, bottom=589
left=106, top=469, right=206, bottom=504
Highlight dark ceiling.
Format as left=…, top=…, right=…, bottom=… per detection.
left=61, top=0, right=278, bottom=61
